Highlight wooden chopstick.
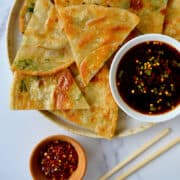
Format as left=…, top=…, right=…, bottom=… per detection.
left=100, top=128, right=170, bottom=180
left=116, top=137, right=180, bottom=180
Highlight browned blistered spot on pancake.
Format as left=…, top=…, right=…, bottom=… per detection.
left=65, top=24, right=77, bottom=37
left=86, top=16, right=107, bottom=26
left=54, top=70, right=74, bottom=109
left=105, top=0, right=111, bottom=6
left=45, top=8, right=58, bottom=32
left=102, top=37, right=114, bottom=45
left=78, top=34, right=94, bottom=47
left=43, top=0, right=50, bottom=8
left=160, top=8, right=166, bottom=15
left=63, top=110, right=80, bottom=123
left=54, top=0, right=65, bottom=6
left=103, top=109, right=111, bottom=119
left=80, top=61, right=88, bottom=80
left=50, top=0, right=55, bottom=4
left=91, top=118, right=96, bottom=123
left=108, top=26, right=129, bottom=33
left=102, top=26, right=129, bottom=45
left=130, top=0, right=143, bottom=11
left=60, top=13, right=77, bottom=36
left=38, top=79, right=44, bottom=87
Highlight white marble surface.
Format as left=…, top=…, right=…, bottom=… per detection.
left=0, top=1, right=180, bottom=180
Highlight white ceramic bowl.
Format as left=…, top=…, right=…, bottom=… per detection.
left=110, top=34, right=180, bottom=123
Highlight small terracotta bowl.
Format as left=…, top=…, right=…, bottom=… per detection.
left=29, top=135, right=87, bottom=180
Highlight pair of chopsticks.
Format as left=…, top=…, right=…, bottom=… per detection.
left=100, top=128, right=180, bottom=180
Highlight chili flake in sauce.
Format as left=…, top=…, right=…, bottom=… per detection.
left=39, top=140, right=78, bottom=180
left=116, top=41, right=180, bottom=114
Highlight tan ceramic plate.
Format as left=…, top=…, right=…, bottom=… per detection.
left=7, top=0, right=154, bottom=139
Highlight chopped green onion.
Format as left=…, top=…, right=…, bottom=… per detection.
left=118, top=70, right=124, bottom=79
left=76, top=93, right=82, bottom=101
left=15, top=59, right=36, bottom=70
left=144, top=69, right=152, bottom=76
left=20, top=80, right=28, bottom=92
left=27, top=3, right=35, bottom=13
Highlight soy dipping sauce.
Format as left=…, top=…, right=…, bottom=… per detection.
left=116, top=41, right=180, bottom=114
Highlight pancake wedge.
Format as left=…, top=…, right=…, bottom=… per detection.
left=12, top=0, right=74, bottom=75
left=11, top=69, right=89, bottom=110
left=19, top=0, right=129, bottom=33
left=55, top=0, right=168, bottom=34
left=164, top=0, right=180, bottom=40
left=53, top=66, right=118, bottom=138
left=129, top=0, right=168, bottom=34
left=57, top=5, right=139, bottom=85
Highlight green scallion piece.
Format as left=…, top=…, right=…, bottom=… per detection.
left=144, top=69, right=152, bottom=76
left=20, top=80, right=28, bottom=92
left=118, top=70, right=124, bottom=79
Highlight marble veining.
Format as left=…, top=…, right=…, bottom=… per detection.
left=0, top=9, right=9, bottom=40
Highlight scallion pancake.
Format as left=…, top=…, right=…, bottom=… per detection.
left=53, top=66, right=118, bottom=138
left=12, top=0, right=74, bottom=75
left=55, top=0, right=168, bottom=34
left=57, top=4, right=139, bottom=85
left=11, top=69, right=89, bottom=110
left=129, top=0, right=168, bottom=34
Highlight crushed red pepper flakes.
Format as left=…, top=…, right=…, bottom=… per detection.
left=39, top=140, right=78, bottom=180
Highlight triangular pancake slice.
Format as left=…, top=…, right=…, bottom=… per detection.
left=11, top=69, right=89, bottom=110
left=55, top=0, right=167, bottom=34
left=56, top=5, right=139, bottom=85
left=53, top=66, right=118, bottom=138
left=164, top=0, right=180, bottom=40
left=129, top=0, right=168, bottom=34
left=12, top=0, right=74, bottom=76
left=19, top=0, right=129, bottom=34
